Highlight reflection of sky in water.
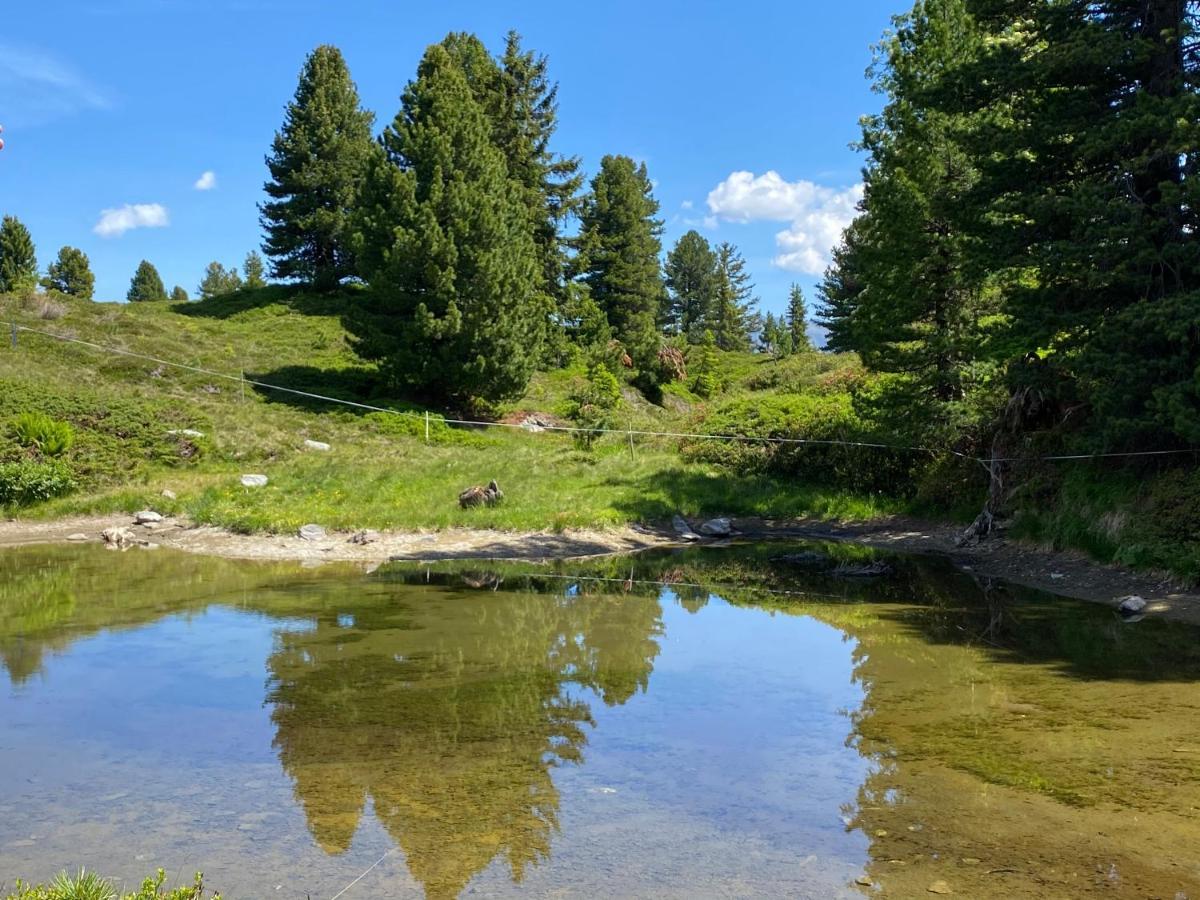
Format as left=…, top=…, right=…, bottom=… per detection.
left=0, top=566, right=870, bottom=898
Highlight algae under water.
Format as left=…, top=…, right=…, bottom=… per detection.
left=0, top=543, right=1197, bottom=898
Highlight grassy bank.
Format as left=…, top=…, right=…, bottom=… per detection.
left=2, top=288, right=1196, bottom=583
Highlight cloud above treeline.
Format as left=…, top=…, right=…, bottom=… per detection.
left=194, top=170, right=217, bottom=190
left=93, top=203, right=170, bottom=238
left=705, top=171, right=863, bottom=275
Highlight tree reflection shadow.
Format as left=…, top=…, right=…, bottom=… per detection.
left=264, top=582, right=663, bottom=899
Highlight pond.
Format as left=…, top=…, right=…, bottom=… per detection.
left=1, top=543, right=1198, bottom=898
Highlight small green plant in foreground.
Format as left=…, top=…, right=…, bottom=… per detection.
left=4, top=868, right=218, bottom=900
left=11, top=412, right=75, bottom=457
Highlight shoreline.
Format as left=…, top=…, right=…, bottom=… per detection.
left=3, top=512, right=1198, bottom=626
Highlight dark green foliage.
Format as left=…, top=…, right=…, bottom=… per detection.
left=760, top=312, right=794, bottom=360
left=785, top=283, right=812, bottom=351
left=689, top=331, right=721, bottom=398
left=0, top=459, right=75, bottom=507
left=663, top=230, right=718, bottom=339
left=351, top=42, right=546, bottom=406
left=242, top=251, right=267, bottom=289
left=0, top=215, right=38, bottom=294
left=197, top=261, right=242, bottom=299
left=41, top=246, right=94, bottom=300
left=710, top=242, right=758, bottom=352
left=11, top=412, right=74, bottom=457
left=577, top=155, right=665, bottom=372
left=170, top=285, right=189, bottom=304
left=127, top=260, right=168, bottom=302
left=817, top=217, right=868, bottom=353
left=261, top=45, right=374, bottom=291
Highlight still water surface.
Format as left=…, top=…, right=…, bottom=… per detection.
left=0, top=544, right=1198, bottom=898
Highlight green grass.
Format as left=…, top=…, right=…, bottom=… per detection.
left=4, top=869, right=217, bottom=900
left=0, top=288, right=891, bottom=534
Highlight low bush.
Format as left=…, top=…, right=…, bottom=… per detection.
left=682, top=393, right=919, bottom=494
left=11, top=412, right=75, bottom=457
left=0, top=459, right=76, bottom=507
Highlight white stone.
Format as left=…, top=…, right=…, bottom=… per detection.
left=167, top=429, right=205, bottom=438
left=134, top=510, right=163, bottom=524
left=698, top=517, right=733, bottom=537
left=161, top=489, right=177, bottom=500
left=66, top=532, right=89, bottom=542
left=241, top=474, right=268, bottom=488
left=303, top=440, right=331, bottom=452
left=298, top=524, right=327, bottom=541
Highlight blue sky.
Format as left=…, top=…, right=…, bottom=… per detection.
left=0, top=0, right=899, bottom=319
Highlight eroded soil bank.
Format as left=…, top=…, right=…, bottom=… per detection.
left=1, top=512, right=1197, bottom=626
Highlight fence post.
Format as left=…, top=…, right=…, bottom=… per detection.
left=240, top=367, right=246, bottom=403
left=628, top=418, right=635, bottom=461
left=425, top=411, right=430, bottom=444
left=9, top=322, right=16, bottom=349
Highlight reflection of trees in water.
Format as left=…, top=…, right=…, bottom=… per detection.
left=265, top=588, right=663, bottom=899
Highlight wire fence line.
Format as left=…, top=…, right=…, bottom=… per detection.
left=9, top=321, right=1200, bottom=466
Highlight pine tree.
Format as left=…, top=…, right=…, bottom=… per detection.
left=710, top=242, right=758, bottom=352
left=0, top=215, right=37, bottom=294
left=242, top=251, right=267, bottom=289
left=576, top=155, right=665, bottom=371
left=960, top=0, right=1200, bottom=446
left=41, top=246, right=94, bottom=299
left=664, top=230, right=718, bottom=339
left=260, top=45, right=374, bottom=291
left=198, top=262, right=243, bottom=299
left=785, top=283, right=812, bottom=351
left=170, top=285, right=189, bottom=304
left=350, top=43, right=545, bottom=406
left=497, top=32, right=582, bottom=309
left=817, top=217, right=869, bottom=353
left=127, top=260, right=167, bottom=302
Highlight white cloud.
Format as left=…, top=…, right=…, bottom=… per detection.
left=93, top=203, right=170, bottom=238
left=706, top=171, right=863, bottom=275
left=193, top=170, right=217, bottom=190
left=681, top=200, right=694, bottom=210
left=0, top=43, right=111, bottom=127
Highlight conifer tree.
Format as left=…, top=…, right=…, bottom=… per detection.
left=785, top=283, right=812, bottom=351
left=170, top=285, right=189, bottom=304
left=0, top=215, right=37, bottom=294
left=242, top=251, right=267, bottom=289
left=41, top=246, right=94, bottom=299
left=818, top=216, right=869, bottom=353
left=351, top=43, right=545, bottom=406
left=198, top=262, right=243, bottom=299
left=127, top=260, right=167, bottom=302
left=709, top=242, right=758, bottom=352
left=576, top=155, right=665, bottom=371
left=261, top=45, right=374, bottom=290
left=664, top=230, right=718, bottom=339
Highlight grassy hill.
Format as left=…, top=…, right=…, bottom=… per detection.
left=0, top=288, right=889, bottom=533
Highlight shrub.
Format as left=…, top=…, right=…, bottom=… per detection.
left=566, top=363, right=622, bottom=450
left=682, top=393, right=918, bottom=493
left=0, top=459, right=76, bottom=506
left=11, top=412, right=75, bottom=457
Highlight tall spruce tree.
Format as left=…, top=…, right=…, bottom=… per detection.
left=710, top=242, right=759, bottom=352
left=351, top=43, right=545, bottom=405
left=664, top=230, right=719, bottom=339
left=785, top=283, right=813, bottom=351
left=576, top=155, right=665, bottom=370
left=817, top=216, right=870, bottom=353
left=170, top=285, right=189, bottom=304
left=0, top=215, right=37, bottom=294
left=260, top=45, right=374, bottom=291
left=960, top=0, right=1200, bottom=446
left=41, top=246, right=94, bottom=300
left=127, top=260, right=167, bottom=302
